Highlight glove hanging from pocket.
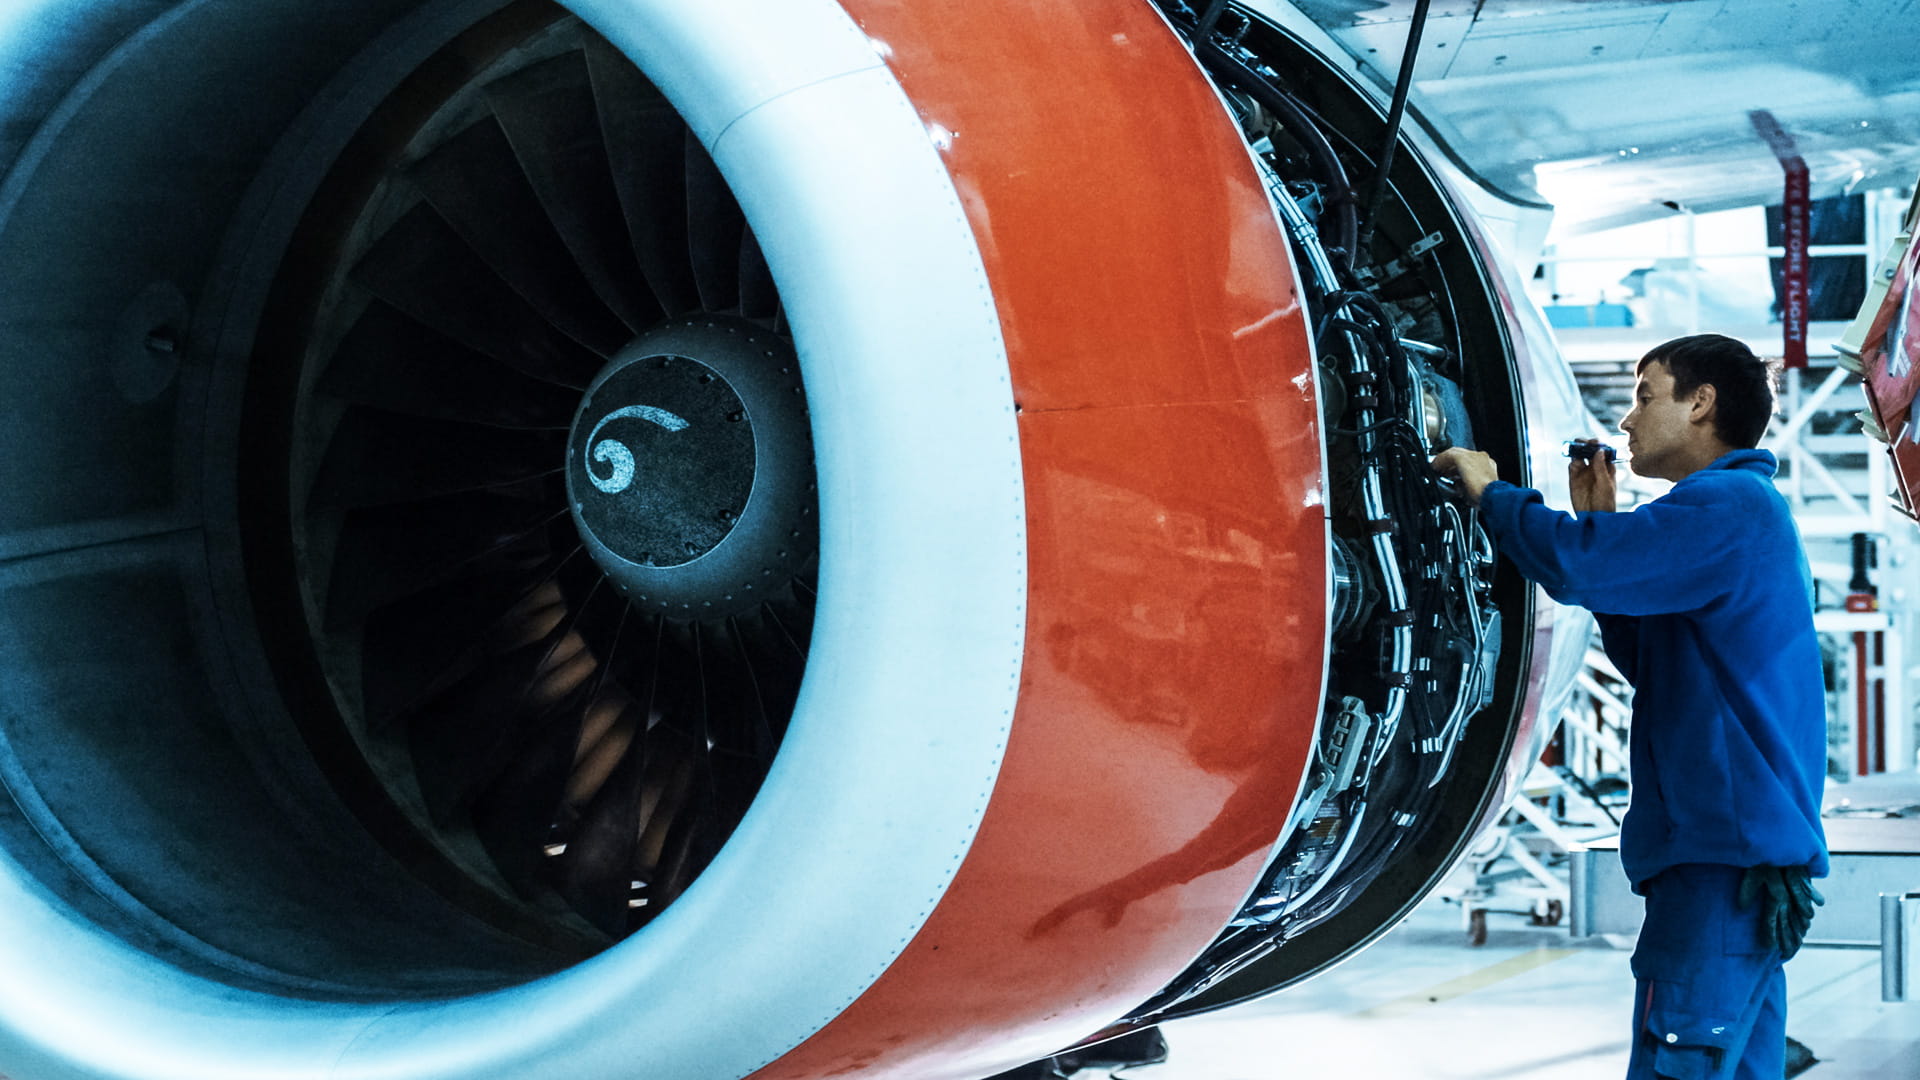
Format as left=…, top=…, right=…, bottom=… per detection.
left=1737, top=865, right=1825, bottom=960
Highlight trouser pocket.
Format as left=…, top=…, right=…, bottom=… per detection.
left=1641, top=981, right=1737, bottom=1080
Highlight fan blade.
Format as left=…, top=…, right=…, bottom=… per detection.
left=709, top=749, right=762, bottom=841
left=408, top=575, right=608, bottom=829
left=727, top=609, right=804, bottom=749
left=555, top=728, right=648, bottom=935
left=648, top=775, right=714, bottom=912
left=309, top=408, right=565, bottom=510
left=632, top=622, right=728, bottom=839
left=472, top=700, right=587, bottom=898
left=699, top=618, right=777, bottom=767
left=630, top=731, right=699, bottom=915
left=683, top=130, right=744, bottom=313
left=318, top=302, right=578, bottom=430
left=584, top=33, right=699, bottom=316
left=556, top=599, right=637, bottom=776
left=761, top=581, right=816, bottom=656
left=681, top=623, right=752, bottom=842
left=559, top=563, right=635, bottom=648
left=474, top=575, right=638, bottom=896
left=409, top=114, right=631, bottom=356
left=738, top=227, right=778, bottom=321
left=352, top=202, right=604, bottom=389
left=658, top=620, right=707, bottom=742
left=360, top=566, right=556, bottom=729
left=326, top=492, right=562, bottom=627
left=597, top=609, right=665, bottom=719
left=484, top=51, right=664, bottom=336
left=405, top=635, right=566, bottom=826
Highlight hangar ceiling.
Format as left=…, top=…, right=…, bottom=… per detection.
left=1266, top=0, right=1920, bottom=232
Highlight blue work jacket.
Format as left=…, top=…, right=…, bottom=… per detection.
left=1479, top=449, right=1828, bottom=891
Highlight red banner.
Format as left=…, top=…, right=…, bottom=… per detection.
left=1781, top=162, right=1811, bottom=369
left=1751, top=110, right=1811, bottom=369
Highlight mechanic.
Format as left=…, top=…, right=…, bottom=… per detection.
left=1430, top=333, right=1828, bottom=1080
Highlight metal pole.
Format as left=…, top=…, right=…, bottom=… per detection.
left=1882, top=892, right=1916, bottom=1002
left=1569, top=850, right=1593, bottom=939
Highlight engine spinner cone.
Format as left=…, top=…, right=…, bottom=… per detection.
left=567, top=316, right=815, bottom=618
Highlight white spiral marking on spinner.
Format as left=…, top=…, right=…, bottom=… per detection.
left=584, top=405, right=690, bottom=494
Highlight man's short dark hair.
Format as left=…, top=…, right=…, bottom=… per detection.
left=1637, top=334, right=1778, bottom=449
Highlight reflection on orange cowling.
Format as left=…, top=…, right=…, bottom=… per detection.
left=1022, top=411, right=1326, bottom=937
left=752, top=2, right=1327, bottom=1078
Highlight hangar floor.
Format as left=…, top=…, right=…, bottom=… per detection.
left=1117, top=771, right=1920, bottom=1080
left=1130, top=895, right=1913, bottom=1080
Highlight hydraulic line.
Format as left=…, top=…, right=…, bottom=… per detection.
left=1261, top=159, right=1413, bottom=873
left=1423, top=498, right=1482, bottom=785
left=1312, top=301, right=1415, bottom=765
left=1357, top=0, right=1433, bottom=254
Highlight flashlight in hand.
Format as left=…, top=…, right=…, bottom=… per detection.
left=1565, top=439, right=1617, bottom=465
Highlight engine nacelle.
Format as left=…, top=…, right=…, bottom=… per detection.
left=0, top=1, right=1587, bottom=1077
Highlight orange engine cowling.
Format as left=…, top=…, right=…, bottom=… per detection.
left=0, top=0, right=1571, bottom=1078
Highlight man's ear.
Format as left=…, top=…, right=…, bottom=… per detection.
left=1688, top=382, right=1718, bottom=427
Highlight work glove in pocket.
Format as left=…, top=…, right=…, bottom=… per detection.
left=1736, top=865, right=1824, bottom=960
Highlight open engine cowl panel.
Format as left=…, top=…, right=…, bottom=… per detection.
left=1110, top=0, right=1539, bottom=1027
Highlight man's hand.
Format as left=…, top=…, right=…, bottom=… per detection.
left=1430, top=448, right=1498, bottom=505
left=1738, top=865, right=1825, bottom=960
left=1569, top=441, right=1618, bottom=514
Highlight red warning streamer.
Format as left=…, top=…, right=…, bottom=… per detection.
left=1751, top=110, right=1810, bottom=369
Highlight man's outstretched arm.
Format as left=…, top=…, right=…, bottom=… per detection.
left=1430, top=447, right=1739, bottom=617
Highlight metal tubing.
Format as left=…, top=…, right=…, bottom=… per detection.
left=1884, top=891, right=1917, bottom=1003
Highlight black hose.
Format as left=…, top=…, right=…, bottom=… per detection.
left=1187, top=33, right=1360, bottom=271
left=1195, top=0, right=1229, bottom=39
left=1324, top=292, right=1415, bottom=415
left=1324, top=290, right=1401, bottom=348
left=1357, top=0, right=1433, bottom=254
left=1315, top=315, right=1385, bottom=351
left=1318, top=303, right=1410, bottom=417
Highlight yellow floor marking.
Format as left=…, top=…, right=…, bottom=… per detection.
left=1359, top=948, right=1580, bottom=1019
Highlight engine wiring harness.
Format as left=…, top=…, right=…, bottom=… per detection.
left=1135, top=0, right=1504, bottom=1014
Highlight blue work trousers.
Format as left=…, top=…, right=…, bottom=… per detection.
left=1626, top=864, right=1786, bottom=1080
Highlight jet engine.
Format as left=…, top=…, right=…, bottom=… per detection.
left=0, top=0, right=1588, bottom=1077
